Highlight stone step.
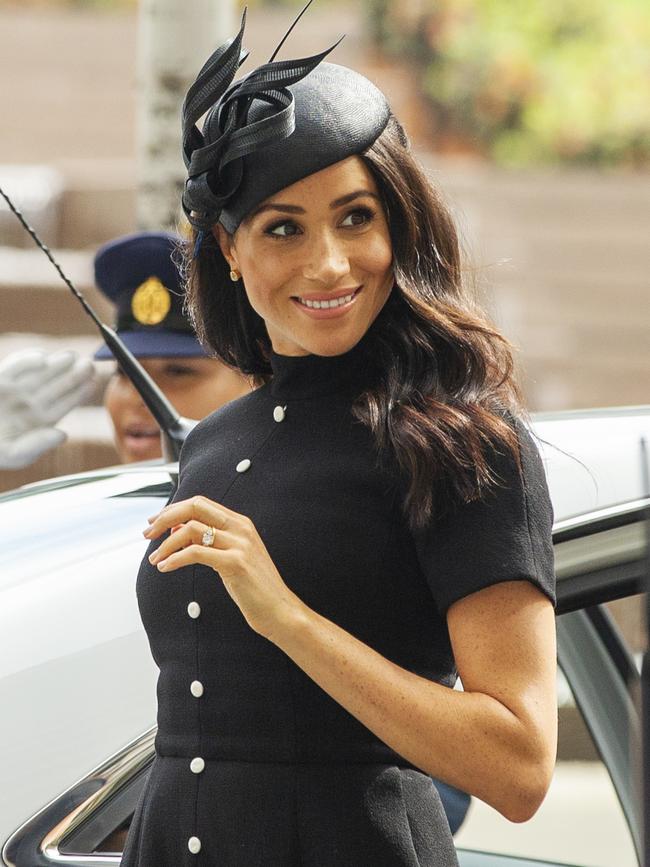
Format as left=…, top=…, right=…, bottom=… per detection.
left=521, top=355, right=650, bottom=412
left=489, top=290, right=650, bottom=340
left=0, top=165, right=64, bottom=247
left=482, top=234, right=650, bottom=281
left=0, top=246, right=113, bottom=335
left=426, top=155, right=650, bottom=228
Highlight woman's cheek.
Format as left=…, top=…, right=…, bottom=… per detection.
left=241, top=278, right=278, bottom=319
left=349, top=230, right=388, bottom=275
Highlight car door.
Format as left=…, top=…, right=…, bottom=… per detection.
left=2, top=499, right=647, bottom=867
left=455, top=499, right=646, bottom=867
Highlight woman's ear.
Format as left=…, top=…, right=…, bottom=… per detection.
left=212, top=224, right=239, bottom=272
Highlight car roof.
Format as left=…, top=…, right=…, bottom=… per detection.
left=530, top=404, right=650, bottom=520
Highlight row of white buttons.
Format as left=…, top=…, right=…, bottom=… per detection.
left=186, top=599, right=203, bottom=848
left=234, top=407, right=286, bottom=474
left=186, top=600, right=204, bottom=844
left=185, top=405, right=287, bottom=856
left=188, top=603, right=204, bottom=696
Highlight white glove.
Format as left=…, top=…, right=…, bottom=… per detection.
left=0, top=349, right=95, bottom=470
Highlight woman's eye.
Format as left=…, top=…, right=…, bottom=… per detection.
left=265, top=220, right=300, bottom=238
left=340, top=207, right=375, bottom=227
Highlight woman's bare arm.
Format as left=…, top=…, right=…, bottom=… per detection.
left=269, top=578, right=557, bottom=824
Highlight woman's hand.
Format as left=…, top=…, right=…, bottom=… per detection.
left=143, top=495, right=303, bottom=642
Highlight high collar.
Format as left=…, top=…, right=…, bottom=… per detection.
left=268, top=328, right=377, bottom=400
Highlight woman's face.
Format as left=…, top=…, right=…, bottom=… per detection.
left=215, top=155, right=394, bottom=357
left=104, top=356, right=251, bottom=462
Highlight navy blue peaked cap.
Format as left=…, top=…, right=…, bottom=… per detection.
left=182, top=8, right=391, bottom=234
left=93, top=231, right=206, bottom=360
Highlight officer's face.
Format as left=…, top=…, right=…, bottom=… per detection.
left=104, top=356, right=252, bottom=462
left=214, top=155, right=394, bottom=357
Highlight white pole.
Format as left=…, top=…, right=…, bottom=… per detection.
left=136, top=0, right=235, bottom=231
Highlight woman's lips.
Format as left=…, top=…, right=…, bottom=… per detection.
left=291, top=286, right=362, bottom=319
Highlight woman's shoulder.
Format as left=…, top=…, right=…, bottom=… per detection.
left=498, top=408, right=549, bottom=483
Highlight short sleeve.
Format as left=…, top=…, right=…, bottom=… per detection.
left=412, top=415, right=556, bottom=618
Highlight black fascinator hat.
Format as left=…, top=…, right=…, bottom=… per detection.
left=182, top=2, right=392, bottom=235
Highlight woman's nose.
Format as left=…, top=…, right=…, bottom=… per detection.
left=301, top=229, right=351, bottom=284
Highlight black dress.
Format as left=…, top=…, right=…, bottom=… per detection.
left=121, top=324, right=556, bottom=866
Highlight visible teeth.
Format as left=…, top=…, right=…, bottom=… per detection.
left=298, top=290, right=356, bottom=309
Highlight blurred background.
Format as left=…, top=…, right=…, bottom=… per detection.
left=0, top=2, right=649, bottom=864
left=1, top=0, right=649, bottom=491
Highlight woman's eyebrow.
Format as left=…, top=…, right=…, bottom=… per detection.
left=329, top=189, right=380, bottom=208
left=248, top=190, right=380, bottom=220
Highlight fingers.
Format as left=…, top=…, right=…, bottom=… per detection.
left=144, top=495, right=235, bottom=539
left=153, top=543, right=238, bottom=574
left=33, top=355, right=96, bottom=423
left=0, top=349, right=48, bottom=382
left=0, top=427, right=66, bottom=469
left=4, top=350, right=73, bottom=391
left=0, top=351, right=96, bottom=428
left=148, top=520, right=234, bottom=565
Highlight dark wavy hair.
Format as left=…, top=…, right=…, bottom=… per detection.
left=179, top=114, right=536, bottom=531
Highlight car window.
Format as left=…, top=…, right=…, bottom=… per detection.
left=605, top=592, right=645, bottom=675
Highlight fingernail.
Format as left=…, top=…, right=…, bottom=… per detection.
left=147, top=512, right=160, bottom=523
left=143, top=528, right=153, bottom=538
left=148, top=552, right=158, bottom=564
left=157, top=560, right=168, bottom=571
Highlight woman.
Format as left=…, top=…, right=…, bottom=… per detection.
left=123, top=11, right=557, bottom=866
left=94, top=230, right=252, bottom=462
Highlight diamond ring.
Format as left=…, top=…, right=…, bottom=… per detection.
left=201, top=525, right=216, bottom=547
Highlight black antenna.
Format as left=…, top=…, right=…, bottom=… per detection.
left=268, top=0, right=316, bottom=63
left=0, top=186, right=195, bottom=463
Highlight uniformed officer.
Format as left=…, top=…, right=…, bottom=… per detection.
left=94, top=231, right=252, bottom=463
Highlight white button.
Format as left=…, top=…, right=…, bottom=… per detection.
left=236, top=458, right=251, bottom=473
left=190, top=756, right=205, bottom=774
left=188, top=835, right=201, bottom=854
left=187, top=601, right=201, bottom=619
left=190, top=680, right=204, bottom=697
left=273, top=405, right=286, bottom=422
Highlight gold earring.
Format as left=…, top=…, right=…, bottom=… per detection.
left=229, top=268, right=240, bottom=282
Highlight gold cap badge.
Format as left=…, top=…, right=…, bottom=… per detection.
left=131, top=277, right=172, bottom=325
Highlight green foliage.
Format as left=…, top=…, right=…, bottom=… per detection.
left=370, top=0, right=650, bottom=167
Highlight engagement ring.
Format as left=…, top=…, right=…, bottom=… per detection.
left=201, top=526, right=216, bottom=547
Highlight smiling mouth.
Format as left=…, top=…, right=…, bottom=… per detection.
left=294, top=287, right=361, bottom=309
